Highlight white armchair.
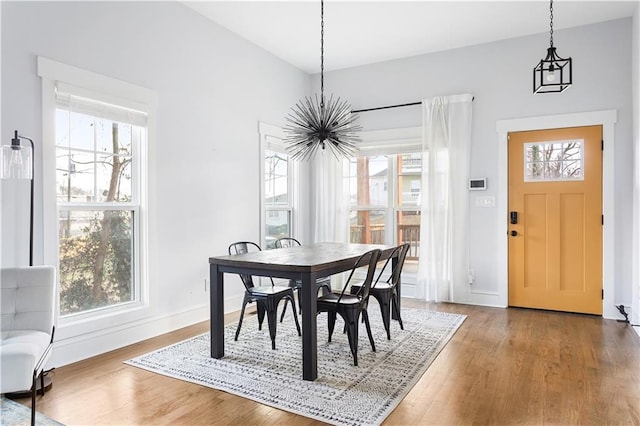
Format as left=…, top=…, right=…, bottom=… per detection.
left=1, top=265, right=56, bottom=426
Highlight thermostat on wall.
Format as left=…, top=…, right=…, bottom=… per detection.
left=468, top=178, right=487, bottom=191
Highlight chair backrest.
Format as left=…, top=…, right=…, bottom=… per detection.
left=372, top=243, right=410, bottom=289
left=1, top=266, right=55, bottom=335
left=228, top=241, right=263, bottom=290
left=275, top=237, right=301, bottom=249
left=339, top=249, right=382, bottom=305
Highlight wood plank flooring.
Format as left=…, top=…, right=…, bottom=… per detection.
left=10, top=301, right=640, bottom=425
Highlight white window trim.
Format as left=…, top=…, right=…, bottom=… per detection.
left=258, top=122, right=299, bottom=248
left=38, top=56, right=157, bottom=340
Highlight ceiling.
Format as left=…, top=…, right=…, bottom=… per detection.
left=183, top=1, right=638, bottom=74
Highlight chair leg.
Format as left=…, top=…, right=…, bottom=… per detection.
left=392, top=293, right=404, bottom=330
left=288, top=294, right=301, bottom=336
left=362, top=309, right=376, bottom=353
left=280, top=298, right=289, bottom=323
left=265, top=300, right=278, bottom=350
left=297, top=287, right=303, bottom=316
left=31, top=373, right=37, bottom=426
left=344, top=312, right=360, bottom=366
left=235, top=296, right=249, bottom=341
left=256, top=303, right=266, bottom=330
left=327, top=311, right=337, bottom=342
left=377, top=294, right=392, bottom=340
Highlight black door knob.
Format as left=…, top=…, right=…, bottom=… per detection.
left=510, top=230, right=517, bottom=237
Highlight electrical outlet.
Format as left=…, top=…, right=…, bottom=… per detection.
left=204, top=278, right=208, bottom=292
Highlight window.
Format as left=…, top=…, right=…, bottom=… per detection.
left=524, top=140, right=583, bottom=181
left=348, top=156, right=388, bottom=245
left=264, top=148, right=292, bottom=248
left=260, top=123, right=297, bottom=250
left=347, top=153, right=421, bottom=274
left=343, top=126, right=423, bottom=281
left=55, top=89, right=146, bottom=317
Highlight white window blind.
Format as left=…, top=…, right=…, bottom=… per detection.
left=56, top=82, right=148, bottom=126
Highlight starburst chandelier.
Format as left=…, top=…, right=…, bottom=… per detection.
left=284, top=0, right=361, bottom=161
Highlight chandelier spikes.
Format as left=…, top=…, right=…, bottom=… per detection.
left=284, top=0, right=361, bottom=161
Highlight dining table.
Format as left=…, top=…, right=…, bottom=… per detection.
left=209, top=242, right=399, bottom=381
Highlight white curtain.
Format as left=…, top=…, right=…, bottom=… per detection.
left=310, top=151, right=349, bottom=244
left=416, top=94, right=473, bottom=302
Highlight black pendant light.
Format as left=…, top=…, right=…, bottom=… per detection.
left=533, top=0, right=572, bottom=93
left=284, top=0, right=361, bottom=161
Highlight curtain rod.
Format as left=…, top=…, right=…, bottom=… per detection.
left=352, top=97, right=474, bottom=114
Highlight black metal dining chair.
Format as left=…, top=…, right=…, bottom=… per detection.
left=350, top=243, right=409, bottom=340
left=275, top=237, right=332, bottom=320
left=316, top=248, right=382, bottom=366
left=228, top=241, right=301, bottom=350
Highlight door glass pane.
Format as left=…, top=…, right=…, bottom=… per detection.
left=349, top=210, right=386, bottom=244
left=58, top=209, right=134, bottom=316
left=265, top=209, right=291, bottom=249
left=524, top=140, right=583, bottom=181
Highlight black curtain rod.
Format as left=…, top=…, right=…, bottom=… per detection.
left=352, top=97, right=474, bottom=114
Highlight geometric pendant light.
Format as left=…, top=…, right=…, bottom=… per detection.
left=533, top=0, right=572, bottom=93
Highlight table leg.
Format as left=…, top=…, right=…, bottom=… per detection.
left=300, top=272, right=318, bottom=381
left=210, top=264, right=225, bottom=358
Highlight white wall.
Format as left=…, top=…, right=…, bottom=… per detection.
left=317, top=18, right=635, bottom=313
left=1, top=1, right=310, bottom=366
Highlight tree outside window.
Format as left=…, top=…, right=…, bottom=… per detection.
left=56, top=96, right=144, bottom=316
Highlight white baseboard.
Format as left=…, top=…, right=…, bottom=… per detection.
left=49, top=294, right=243, bottom=368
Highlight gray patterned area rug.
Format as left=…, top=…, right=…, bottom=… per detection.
left=0, top=397, right=64, bottom=426
left=125, top=308, right=466, bottom=426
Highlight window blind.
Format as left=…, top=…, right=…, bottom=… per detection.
left=56, top=83, right=147, bottom=127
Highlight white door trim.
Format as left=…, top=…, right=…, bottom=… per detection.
left=496, top=110, right=617, bottom=319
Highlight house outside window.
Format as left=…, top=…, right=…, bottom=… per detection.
left=264, top=149, right=292, bottom=248
left=347, top=154, right=421, bottom=272
left=346, top=127, right=423, bottom=280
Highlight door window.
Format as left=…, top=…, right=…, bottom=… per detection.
left=524, top=140, right=583, bottom=181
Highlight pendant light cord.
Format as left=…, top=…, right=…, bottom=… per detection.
left=320, top=0, right=325, bottom=108
left=549, top=0, right=554, bottom=48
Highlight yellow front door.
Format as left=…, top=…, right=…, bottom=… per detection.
left=508, top=126, right=603, bottom=315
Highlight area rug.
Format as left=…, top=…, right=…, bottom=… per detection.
left=0, top=397, right=64, bottom=426
left=125, top=308, right=466, bottom=426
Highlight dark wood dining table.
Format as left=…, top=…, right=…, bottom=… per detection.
left=209, top=242, right=399, bottom=381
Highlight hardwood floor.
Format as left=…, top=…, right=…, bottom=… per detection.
left=11, top=301, right=640, bottom=425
